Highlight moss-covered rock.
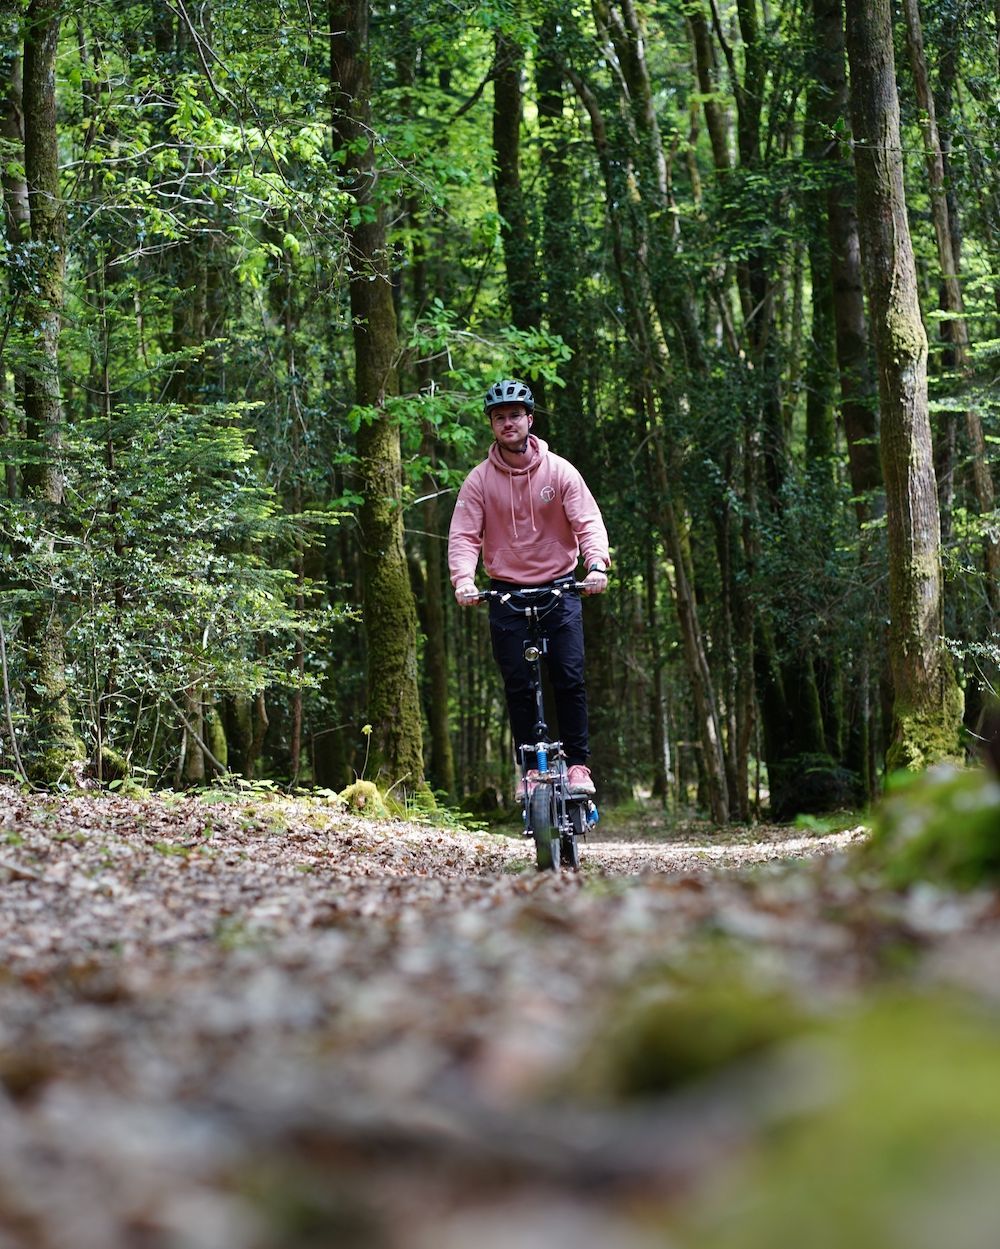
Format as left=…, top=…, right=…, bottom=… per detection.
left=85, top=746, right=130, bottom=784
left=338, top=780, right=387, bottom=817
left=29, top=737, right=87, bottom=788
left=862, top=763, right=1000, bottom=889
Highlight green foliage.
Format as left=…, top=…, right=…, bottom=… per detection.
left=862, top=764, right=1000, bottom=889
left=2, top=0, right=997, bottom=801
left=0, top=401, right=309, bottom=768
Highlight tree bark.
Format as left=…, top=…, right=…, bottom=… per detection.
left=536, top=16, right=582, bottom=440
left=844, top=0, right=963, bottom=768
left=644, top=548, right=670, bottom=803
left=491, top=33, right=545, bottom=421
left=813, top=0, right=881, bottom=529
left=1, top=49, right=29, bottom=502
left=803, top=16, right=838, bottom=478
left=901, top=0, right=1000, bottom=618
left=21, top=0, right=83, bottom=782
left=330, top=0, right=424, bottom=791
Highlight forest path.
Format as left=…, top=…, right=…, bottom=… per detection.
left=0, top=788, right=980, bottom=1249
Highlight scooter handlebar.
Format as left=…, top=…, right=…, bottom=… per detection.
left=473, top=581, right=589, bottom=603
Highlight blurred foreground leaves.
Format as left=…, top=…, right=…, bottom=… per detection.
left=677, top=993, right=1000, bottom=1249
left=864, top=764, right=1000, bottom=889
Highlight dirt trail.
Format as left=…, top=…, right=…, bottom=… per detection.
left=0, top=789, right=883, bottom=1248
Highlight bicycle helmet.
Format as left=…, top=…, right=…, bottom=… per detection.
left=484, top=379, right=535, bottom=415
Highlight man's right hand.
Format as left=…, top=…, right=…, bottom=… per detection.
left=455, top=582, right=480, bottom=607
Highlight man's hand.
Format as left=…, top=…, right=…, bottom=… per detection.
left=455, top=581, right=480, bottom=607
left=582, top=568, right=609, bottom=595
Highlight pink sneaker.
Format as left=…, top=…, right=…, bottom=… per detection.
left=566, top=764, right=596, bottom=795
left=515, top=769, right=542, bottom=800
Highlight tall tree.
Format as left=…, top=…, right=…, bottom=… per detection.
left=844, top=0, right=963, bottom=768
left=901, top=0, right=1000, bottom=619
left=329, top=0, right=424, bottom=789
left=810, top=0, right=881, bottom=528
left=570, top=58, right=730, bottom=823
left=1, top=44, right=29, bottom=502
left=491, top=30, right=546, bottom=420
left=21, top=0, right=84, bottom=780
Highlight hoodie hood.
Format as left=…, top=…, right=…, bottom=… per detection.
left=487, top=432, right=547, bottom=475
left=488, top=434, right=547, bottom=538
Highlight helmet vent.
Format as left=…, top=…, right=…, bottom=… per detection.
left=484, top=378, right=535, bottom=414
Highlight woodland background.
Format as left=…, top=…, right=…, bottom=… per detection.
left=2, top=0, right=999, bottom=816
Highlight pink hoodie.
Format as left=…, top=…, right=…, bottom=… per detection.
left=448, top=435, right=610, bottom=587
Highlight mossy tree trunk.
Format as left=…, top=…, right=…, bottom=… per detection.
left=330, top=0, right=424, bottom=791
left=21, top=0, right=84, bottom=782
left=901, top=0, right=1000, bottom=621
left=844, top=0, right=963, bottom=769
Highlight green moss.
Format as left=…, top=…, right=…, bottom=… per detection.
left=204, top=706, right=228, bottom=771
left=31, top=737, right=87, bottom=787
left=862, top=763, right=1000, bottom=889
left=678, top=996, right=1000, bottom=1249
left=886, top=683, right=964, bottom=772
left=85, top=746, right=130, bottom=784
left=338, top=779, right=387, bottom=817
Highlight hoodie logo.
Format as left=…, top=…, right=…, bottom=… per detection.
left=539, top=485, right=556, bottom=503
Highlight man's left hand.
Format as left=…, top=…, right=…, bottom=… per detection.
left=582, top=569, right=609, bottom=595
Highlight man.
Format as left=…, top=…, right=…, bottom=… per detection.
left=448, top=378, right=610, bottom=796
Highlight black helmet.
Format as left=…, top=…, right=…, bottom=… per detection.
left=484, top=378, right=534, bottom=415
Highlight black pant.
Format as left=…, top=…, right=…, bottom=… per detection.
left=489, top=586, right=589, bottom=767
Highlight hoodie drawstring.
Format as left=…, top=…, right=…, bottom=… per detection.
left=508, top=461, right=538, bottom=538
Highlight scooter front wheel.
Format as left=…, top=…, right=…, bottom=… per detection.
left=561, top=802, right=583, bottom=870
left=529, top=786, right=560, bottom=871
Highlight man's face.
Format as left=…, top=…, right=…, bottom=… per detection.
left=489, top=403, right=532, bottom=451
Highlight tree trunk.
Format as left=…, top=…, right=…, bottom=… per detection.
left=491, top=32, right=545, bottom=421
left=844, top=0, right=963, bottom=768
left=330, top=0, right=424, bottom=792
left=571, top=66, right=730, bottom=822
left=21, top=0, right=83, bottom=782
left=901, top=0, right=1000, bottom=619
left=415, top=429, right=456, bottom=799
left=803, top=21, right=838, bottom=479
left=1, top=49, right=29, bottom=502
left=536, top=17, right=583, bottom=440
left=644, top=548, right=670, bottom=803
left=810, top=0, right=882, bottom=528
left=401, top=98, right=455, bottom=800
